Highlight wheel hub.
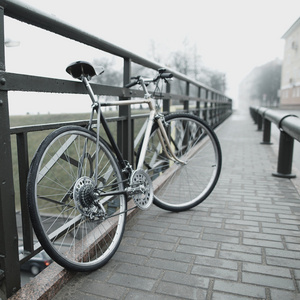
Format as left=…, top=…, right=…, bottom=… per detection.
left=129, top=169, right=153, bottom=210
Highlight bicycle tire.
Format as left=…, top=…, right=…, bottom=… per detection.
left=137, top=113, right=222, bottom=212
left=27, top=125, right=127, bottom=272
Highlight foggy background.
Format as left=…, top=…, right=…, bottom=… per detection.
left=3, top=0, right=300, bottom=114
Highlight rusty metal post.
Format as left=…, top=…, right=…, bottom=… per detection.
left=0, top=6, right=21, bottom=299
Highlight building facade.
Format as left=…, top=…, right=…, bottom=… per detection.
left=280, top=17, right=300, bottom=106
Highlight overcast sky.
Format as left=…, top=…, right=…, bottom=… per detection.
left=4, top=0, right=300, bottom=114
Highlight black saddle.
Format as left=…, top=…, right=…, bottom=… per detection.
left=66, top=61, right=104, bottom=79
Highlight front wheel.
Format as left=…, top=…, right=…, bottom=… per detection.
left=27, top=126, right=127, bottom=272
left=137, top=113, right=222, bottom=212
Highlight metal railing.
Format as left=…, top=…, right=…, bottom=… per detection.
left=250, top=106, right=300, bottom=178
left=0, top=0, right=232, bottom=298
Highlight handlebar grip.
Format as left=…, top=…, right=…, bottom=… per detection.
left=125, top=80, right=138, bottom=88
left=160, top=73, right=173, bottom=79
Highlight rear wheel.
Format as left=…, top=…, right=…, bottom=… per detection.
left=27, top=126, right=127, bottom=272
left=137, top=113, right=222, bottom=212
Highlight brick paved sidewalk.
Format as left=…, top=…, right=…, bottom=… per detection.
left=48, top=110, right=300, bottom=299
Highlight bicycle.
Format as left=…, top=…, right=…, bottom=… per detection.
left=26, top=61, right=222, bottom=272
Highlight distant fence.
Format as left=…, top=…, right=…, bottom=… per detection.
left=250, top=106, right=300, bottom=178
left=0, top=0, right=232, bottom=298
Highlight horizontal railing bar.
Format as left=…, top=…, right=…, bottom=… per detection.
left=280, top=116, right=300, bottom=142
left=0, top=72, right=138, bottom=97
left=0, top=0, right=231, bottom=98
left=0, top=72, right=229, bottom=103
left=10, top=116, right=125, bottom=134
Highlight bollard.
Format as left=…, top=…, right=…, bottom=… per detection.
left=261, top=118, right=272, bottom=145
left=257, top=113, right=263, bottom=131
left=272, top=130, right=296, bottom=178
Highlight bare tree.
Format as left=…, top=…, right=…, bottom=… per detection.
left=250, top=59, right=282, bottom=107
left=167, top=39, right=227, bottom=94
left=92, top=57, right=122, bottom=86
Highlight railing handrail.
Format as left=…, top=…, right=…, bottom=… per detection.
left=251, top=106, right=300, bottom=142
left=249, top=106, right=299, bottom=178
left=0, top=0, right=230, bottom=98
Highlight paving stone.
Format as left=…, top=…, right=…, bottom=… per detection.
left=243, top=238, right=285, bottom=249
left=145, top=257, right=189, bottom=273
left=213, top=280, right=266, bottom=298
left=194, top=256, right=238, bottom=270
left=221, top=242, right=261, bottom=255
left=242, top=272, right=295, bottom=290
left=156, top=281, right=207, bottom=300
left=165, top=228, right=201, bottom=239
left=152, top=249, right=194, bottom=263
left=176, top=244, right=216, bottom=257
left=219, top=250, right=262, bottom=263
left=108, top=273, right=156, bottom=291
left=138, top=239, right=175, bottom=251
left=269, top=289, right=300, bottom=300
left=265, top=248, right=300, bottom=259
left=180, top=237, right=219, bottom=249
left=212, top=292, right=255, bottom=300
left=124, top=290, right=178, bottom=300
left=242, top=262, right=291, bottom=278
left=143, top=232, right=179, bottom=243
left=266, top=256, right=300, bottom=268
left=116, top=263, right=162, bottom=279
left=192, top=265, right=238, bottom=281
left=243, top=231, right=283, bottom=242
left=118, top=244, right=152, bottom=256
left=79, top=281, right=127, bottom=299
left=162, top=270, right=209, bottom=289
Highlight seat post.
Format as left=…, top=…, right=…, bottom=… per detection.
left=82, top=76, right=98, bottom=106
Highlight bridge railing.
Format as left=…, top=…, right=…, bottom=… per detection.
left=250, top=106, right=300, bottom=178
left=0, top=0, right=232, bottom=298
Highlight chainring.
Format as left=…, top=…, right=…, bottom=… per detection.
left=130, top=169, right=153, bottom=210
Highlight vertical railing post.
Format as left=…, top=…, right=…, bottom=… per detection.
left=209, top=92, right=213, bottom=125
left=261, top=118, right=272, bottom=145
left=163, top=81, right=171, bottom=113
left=183, top=82, right=189, bottom=112
left=0, top=7, right=21, bottom=299
left=257, top=113, right=263, bottom=131
left=118, top=58, right=133, bottom=165
left=204, top=89, right=208, bottom=122
left=16, top=132, right=33, bottom=252
left=196, top=87, right=201, bottom=118
left=272, top=131, right=295, bottom=178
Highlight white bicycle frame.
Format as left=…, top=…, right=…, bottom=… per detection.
left=82, top=76, right=186, bottom=184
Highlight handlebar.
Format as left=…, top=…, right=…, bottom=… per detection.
left=125, top=79, right=139, bottom=88
left=125, top=70, right=173, bottom=88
